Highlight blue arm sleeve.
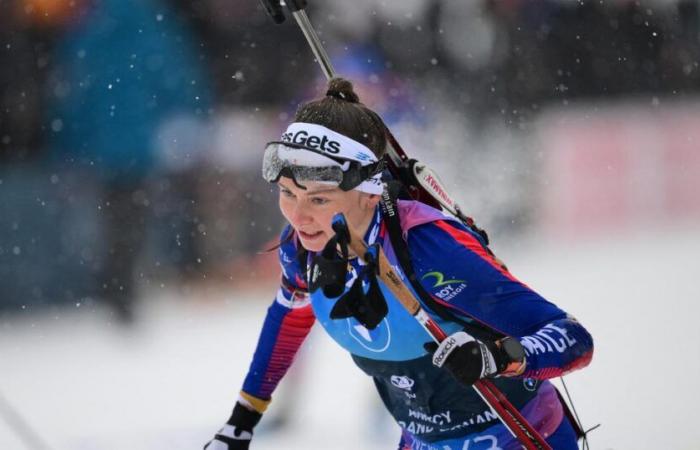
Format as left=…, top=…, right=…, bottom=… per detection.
left=407, top=220, right=593, bottom=379
left=240, top=226, right=315, bottom=411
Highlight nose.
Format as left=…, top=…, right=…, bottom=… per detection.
left=289, top=200, right=313, bottom=227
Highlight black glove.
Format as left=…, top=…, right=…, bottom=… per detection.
left=204, top=402, right=263, bottom=450
left=424, top=332, right=526, bottom=386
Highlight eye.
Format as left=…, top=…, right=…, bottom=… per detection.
left=280, top=187, right=294, bottom=198
left=311, top=196, right=329, bottom=205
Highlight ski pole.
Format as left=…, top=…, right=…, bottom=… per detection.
left=257, top=3, right=550, bottom=445
left=257, top=0, right=476, bottom=215
left=0, top=389, right=53, bottom=450
left=331, top=213, right=552, bottom=450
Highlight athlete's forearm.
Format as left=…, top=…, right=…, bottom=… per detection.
left=517, top=315, right=593, bottom=379
left=241, top=294, right=315, bottom=409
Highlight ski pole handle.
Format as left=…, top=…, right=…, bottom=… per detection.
left=260, top=0, right=335, bottom=79
left=257, top=0, right=285, bottom=23
left=331, top=213, right=552, bottom=450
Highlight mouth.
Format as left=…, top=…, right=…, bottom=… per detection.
left=298, top=230, right=324, bottom=241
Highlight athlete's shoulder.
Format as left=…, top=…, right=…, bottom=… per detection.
left=406, top=217, right=487, bottom=251
left=396, top=199, right=454, bottom=233
left=404, top=217, right=514, bottom=289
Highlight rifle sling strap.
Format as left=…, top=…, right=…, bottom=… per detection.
left=378, top=187, right=502, bottom=342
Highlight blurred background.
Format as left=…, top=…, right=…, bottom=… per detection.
left=1, top=0, right=699, bottom=449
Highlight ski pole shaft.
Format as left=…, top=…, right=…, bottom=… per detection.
left=288, top=5, right=442, bottom=207
left=0, top=390, right=53, bottom=450
left=285, top=7, right=416, bottom=170
left=331, top=213, right=552, bottom=450
left=289, top=10, right=336, bottom=80
left=259, top=0, right=459, bottom=211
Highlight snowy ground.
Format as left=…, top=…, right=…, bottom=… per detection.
left=1, top=224, right=699, bottom=450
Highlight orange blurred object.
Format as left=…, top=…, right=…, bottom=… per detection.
left=16, top=0, right=83, bottom=27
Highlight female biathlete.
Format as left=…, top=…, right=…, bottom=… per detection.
left=204, top=78, right=593, bottom=450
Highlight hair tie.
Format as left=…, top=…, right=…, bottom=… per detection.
left=326, top=89, right=347, bottom=101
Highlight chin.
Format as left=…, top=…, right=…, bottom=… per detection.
left=298, top=231, right=334, bottom=252
left=299, top=239, right=326, bottom=252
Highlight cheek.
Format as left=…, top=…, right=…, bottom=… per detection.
left=312, top=208, right=335, bottom=232
left=322, top=197, right=358, bottom=229
left=313, top=203, right=352, bottom=236
left=278, top=196, right=296, bottom=224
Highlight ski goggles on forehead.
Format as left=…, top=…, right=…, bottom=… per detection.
left=262, top=141, right=385, bottom=192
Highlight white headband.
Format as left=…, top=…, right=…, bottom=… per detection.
left=279, top=122, right=384, bottom=195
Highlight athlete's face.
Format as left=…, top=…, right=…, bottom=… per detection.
left=277, top=177, right=380, bottom=252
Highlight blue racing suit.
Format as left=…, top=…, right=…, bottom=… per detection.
left=239, top=200, right=593, bottom=450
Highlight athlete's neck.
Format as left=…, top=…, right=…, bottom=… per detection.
left=348, top=206, right=380, bottom=257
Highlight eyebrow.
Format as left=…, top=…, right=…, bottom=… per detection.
left=278, top=181, right=338, bottom=195
left=307, top=186, right=339, bottom=194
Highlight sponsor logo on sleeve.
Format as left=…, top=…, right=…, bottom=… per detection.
left=520, top=323, right=578, bottom=356
left=421, top=271, right=467, bottom=302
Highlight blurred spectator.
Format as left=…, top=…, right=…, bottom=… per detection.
left=170, top=0, right=315, bottom=106
left=180, top=106, right=283, bottom=285
left=4, top=0, right=700, bottom=316
left=0, top=0, right=63, bottom=163
left=44, top=0, right=212, bottom=323
left=306, top=0, right=700, bottom=124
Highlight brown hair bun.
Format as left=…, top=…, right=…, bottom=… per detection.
left=295, top=76, right=387, bottom=157
left=326, top=77, right=360, bottom=103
